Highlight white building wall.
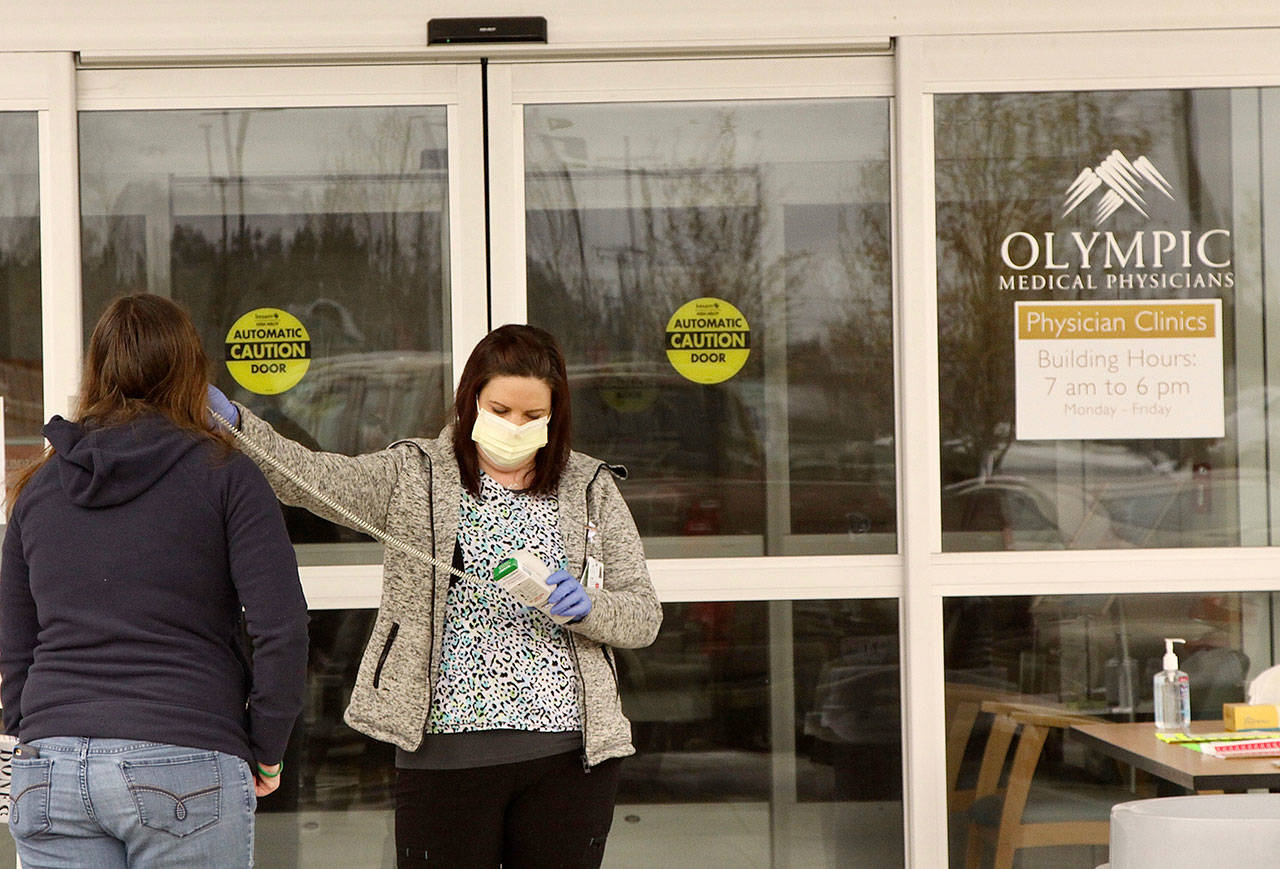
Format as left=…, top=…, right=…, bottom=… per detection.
left=0, top=0, right=1277, bottom=56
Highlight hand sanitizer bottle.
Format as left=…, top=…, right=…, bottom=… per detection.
left=1154, top=638, right=1190, bottom=732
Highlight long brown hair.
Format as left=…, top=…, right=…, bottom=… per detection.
left=8, top=293, right=229, bottom=511
left=452, top=324, right=572, bottom=497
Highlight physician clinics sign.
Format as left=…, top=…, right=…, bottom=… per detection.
left=1008, top=150, right=1227, bottom=440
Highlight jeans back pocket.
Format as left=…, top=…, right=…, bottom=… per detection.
left=8, top=757, right=53, bottom=838
left=120, top=751, right=223, bottom=838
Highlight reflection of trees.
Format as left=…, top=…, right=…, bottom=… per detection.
left=525, top=108, right=897, bottom=539
left=80, top=108, right=447, bottom=365
left=829, top=177, right=894, bottom=446
left=0, top=216, right=42, bottom=438
left=527, top=113, right=801, bottom=366
left=0, top=116, right=45, bottom=438
left=935, top=94, right=1151, bottom=480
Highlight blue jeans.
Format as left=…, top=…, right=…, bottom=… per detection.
left=7, top=737, right=257, bottom=868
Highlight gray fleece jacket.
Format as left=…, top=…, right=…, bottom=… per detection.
left=235, top=404, right=662, bottom=767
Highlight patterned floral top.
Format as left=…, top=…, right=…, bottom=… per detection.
left=425, top=472, right=582, bottom=734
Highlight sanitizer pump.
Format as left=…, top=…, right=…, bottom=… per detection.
left=1154, top=637, right=1190, bottom=732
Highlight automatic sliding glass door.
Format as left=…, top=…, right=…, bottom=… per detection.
left=73, top=63, right=487, bottom=868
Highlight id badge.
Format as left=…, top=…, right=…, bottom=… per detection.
left=584, top=555, right=604, bottom=590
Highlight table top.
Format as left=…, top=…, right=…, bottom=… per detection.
left=1073, top=720, right=1280, bottom=792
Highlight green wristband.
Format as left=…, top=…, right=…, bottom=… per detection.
left=256, top=761, right=283, bottom=778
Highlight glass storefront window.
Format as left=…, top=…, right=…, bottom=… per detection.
left=618, top=599, right=902, bottom=866
left=944, top=590, right=1268, bottom=868
left=0, top=109, right=41, bottom=869
left=78, top=107, right=452, bottom=556
left=524, top=99, right=895, bottom=558
left=935, top=89, right=1269, bottom=551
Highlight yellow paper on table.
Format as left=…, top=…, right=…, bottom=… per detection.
left=1155, top=730, right=1280, bottom=744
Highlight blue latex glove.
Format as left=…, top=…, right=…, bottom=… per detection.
left=206, top=384, right=240, bottom=430
left=546, top=569, right=592, bottom=623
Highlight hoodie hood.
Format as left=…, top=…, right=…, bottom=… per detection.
left=43, top=414, right=207, bottom=508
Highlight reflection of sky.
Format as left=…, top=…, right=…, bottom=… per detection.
left=0, top=113, right=39, bottom=220
left=526, top=99, right=888, bottom=171
left=525, top=100, right=891, bottom=345
left=785, top=203, right=890, bottom=341
left=79, top=106, right=448, bottom=211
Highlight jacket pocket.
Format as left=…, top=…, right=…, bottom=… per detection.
left=121, top=752, right=222, bottom=838
left=373, top=621, right=400, bottom=689
left=8, top=757, right=53, bottom=838
left=602, top=645, right=619, bottom=690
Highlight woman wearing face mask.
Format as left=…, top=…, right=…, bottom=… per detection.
left=207, top=324, right=661, bottom=869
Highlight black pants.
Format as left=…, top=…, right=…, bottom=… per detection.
left=395, top=752, right=622, bottom=868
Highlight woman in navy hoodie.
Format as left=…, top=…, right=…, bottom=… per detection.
left=0, top=294, right=308, bottom=868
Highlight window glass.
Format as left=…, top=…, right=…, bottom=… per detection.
left=524, top=100, right=895, bottom=557
left=257, top=601, right=903, bottom=867
left=0, top=109, right=40, bottom=868
left=616, top=600, right=902, bottom=866
left=935, top=90, right=1260, bottom=551
left=256, top=609, right=396, bottom=866
left=944, top=591, right=1269, bottom=867
left=79, top=107, right=451, bottom=554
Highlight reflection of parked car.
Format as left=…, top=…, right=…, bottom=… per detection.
left=943, top=465, right=1259, bottom=551
left=570, top=364, right=766, bottom=538
left=1097, top=469, right=1265, bottom=548
left=273, top=351, right=451, bottom=456
left=942, top=475, right=1130, bottom=550
left=941, top=438, right=1229, bottom=550
left=572, top=363, right=896, bottom=542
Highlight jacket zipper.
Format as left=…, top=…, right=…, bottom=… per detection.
left=423, top=454, right=437, bottom=725
left=372, top=622, right=399, bottom=688
left=567, top=632, right=590, bottom=772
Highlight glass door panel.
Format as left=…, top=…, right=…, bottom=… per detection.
left=73, top=64, right=486, bottom=868
left=933, top=88, right=1274, bottom=552
left=0, top=108, right=41, bottom=869
left=489, top=56, right=901, bottom=869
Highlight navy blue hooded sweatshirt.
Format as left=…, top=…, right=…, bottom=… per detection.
left=0, top=414, right=308, bottom=765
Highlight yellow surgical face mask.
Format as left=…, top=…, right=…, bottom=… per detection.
left=471, top=403, right=550, bottom=470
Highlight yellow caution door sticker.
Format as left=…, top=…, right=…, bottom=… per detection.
left=225, top=308, right=311, bottom=395
left=665, top=297, right=750, bottom=384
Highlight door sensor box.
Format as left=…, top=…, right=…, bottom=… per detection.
left=428, top=17, right=548, bottom=45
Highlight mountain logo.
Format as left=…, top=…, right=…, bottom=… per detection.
left=1063, top=150, right=1175, bottom=226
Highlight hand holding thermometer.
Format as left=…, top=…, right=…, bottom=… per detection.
left=493, top=550, right=572, bottom=625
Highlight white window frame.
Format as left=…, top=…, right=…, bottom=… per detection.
left=72, top=63, right=489, bottom=611
left=0, top=54, right=81, bottom=430
left=897, top=29, right=1280, bottom=868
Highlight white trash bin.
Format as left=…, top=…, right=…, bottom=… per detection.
left=1109, top=794, right=1280, bottom=868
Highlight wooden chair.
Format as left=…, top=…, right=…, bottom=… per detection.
left=945, top=683, right=1024, bottom=815
left=963, top=701, right=1122, bottom=869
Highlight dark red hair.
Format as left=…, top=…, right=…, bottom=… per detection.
left=452, top=324, right=572, bottom=497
